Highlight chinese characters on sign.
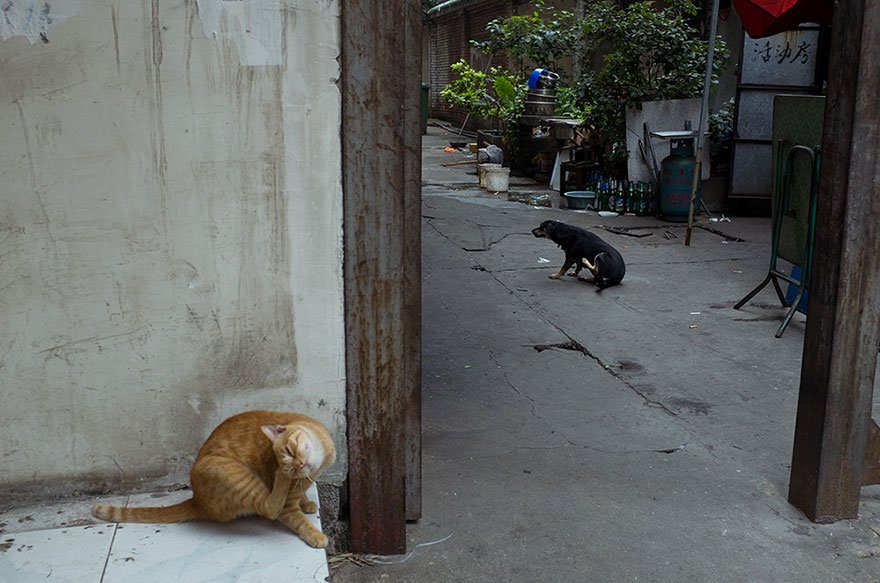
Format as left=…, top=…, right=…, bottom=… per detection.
left=731, top=28, right=823, bottom=198
left=753, top=39, right=813, bottom=65
left=742, top=30, right=819, bottom=87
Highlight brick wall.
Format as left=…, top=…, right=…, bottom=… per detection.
left=426, top=0, right=514, bottom=129
left=425, top=0, right=577, bottom=130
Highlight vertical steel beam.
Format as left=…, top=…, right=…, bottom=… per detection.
left=788, top=0, right=880, bottom=522
left=341, top=0, right=421, bottom=553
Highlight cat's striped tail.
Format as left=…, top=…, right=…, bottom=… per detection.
left=92, top=498, right=201, bottom=523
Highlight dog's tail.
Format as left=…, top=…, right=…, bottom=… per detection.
left=593, top=253, right=609, bottom=290
left=593, top=252, right=626, bottom=289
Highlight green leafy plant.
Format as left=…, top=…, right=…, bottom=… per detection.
left=709, top=97, right=735, bottom=146
left=473, top=1, right=578, bottom=76
left=571, top=0, right=730, bottom=148
left=493, top=75, right=517, bottom=109
left=708, top=97, right=735, bottom=172
left=553, top=86, right=591, bottom=122
left=440, top=60, right=525, bottom=131
left=460, top=0, right=730, bottom=175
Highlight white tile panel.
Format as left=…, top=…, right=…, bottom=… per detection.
left=102, top=484, right=328, bottom=583
left=0, top=524, right=114, bottom=583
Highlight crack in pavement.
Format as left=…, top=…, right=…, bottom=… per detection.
left=473, top=263, right=680, bottom=415
left=481, top=257, right=751, bottom=274
left=425, top=215, right=704, bottom=420
left=486, top=346, right=542, bottom=422
left=461, top=232, right=524, bottom=252
left=423, top=181, right=483, bottom=190
left=458, top=442, right=688, bottom=461
left=600, top=223, right=747, bottom=242
left=426, top=215, right=533, bottom=252
left=525, top=340, right=677, bottom=416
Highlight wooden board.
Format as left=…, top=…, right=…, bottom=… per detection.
left=787, top=0, right=880, bottom=522
left=342, top=0, right=422, bottom=553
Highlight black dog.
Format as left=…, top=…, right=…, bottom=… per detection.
left=531, top=220, right=625, bottom=289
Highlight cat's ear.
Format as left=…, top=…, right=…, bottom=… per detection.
left=261, top=425, right=286, bottom=441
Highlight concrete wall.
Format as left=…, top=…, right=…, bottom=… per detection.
left=0, top=0, right=345, bottom=498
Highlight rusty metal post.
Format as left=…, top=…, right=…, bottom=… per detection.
left=341, top=0, right=421, bottom=554
left=788, top=0, right=880, bottom=522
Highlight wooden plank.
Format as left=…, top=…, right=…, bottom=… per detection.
left=342, top=0, right=418, bottom=554
left=403, top=0, right=424, bottom=523
left=787, top=0, right=880, bottom=522
left=860, top=420, right=880, bottom=486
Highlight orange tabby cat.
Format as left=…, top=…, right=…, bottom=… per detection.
left=92, top=410, right=336, bottom=548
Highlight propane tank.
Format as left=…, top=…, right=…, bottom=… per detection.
left=659, top=138, right=701, bottom=222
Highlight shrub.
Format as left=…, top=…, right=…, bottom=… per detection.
left=450, top=0, right=730, bottom=168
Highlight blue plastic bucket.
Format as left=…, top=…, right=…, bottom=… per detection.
left=528, top=68, right=560, bottom=89
left=564, top=191, right=598, bottom=210
left=528, top=68, right=546, bottom=89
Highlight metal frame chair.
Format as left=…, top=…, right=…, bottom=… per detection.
left=734, top=140, right=821, bottom=337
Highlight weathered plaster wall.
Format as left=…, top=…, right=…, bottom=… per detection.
left=0, top=0, right=345, bottom=497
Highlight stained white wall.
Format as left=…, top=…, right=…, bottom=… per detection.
left=0, top=0, right=345, bottom=497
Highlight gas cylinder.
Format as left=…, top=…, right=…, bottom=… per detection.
left=659, top=138, right=701, bottom=222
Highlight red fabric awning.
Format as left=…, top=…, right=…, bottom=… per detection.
left=732, top=0, right=833, bottom=38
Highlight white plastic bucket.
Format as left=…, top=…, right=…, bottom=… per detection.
left=478, top=163, right=501, bottom=187
left=484, top=166, right=510, bottom=192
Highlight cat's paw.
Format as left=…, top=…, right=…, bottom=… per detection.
left=302, top=530, right=329, bottom=548
left=300, top=500, right=318, bottom=514
left=549, top=273, right=562, bottom=279
left=277, top=464, right=297, bottom=478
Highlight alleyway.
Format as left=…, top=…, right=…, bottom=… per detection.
left=331, top=126, right=880, bottom=582
left=2, top=125, right=879, bottom=583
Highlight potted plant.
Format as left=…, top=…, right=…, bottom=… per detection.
left=440, top=60, right=525, bottom=153
left=462, top=0, right=730, bottom=178
left=708, top=97, right=735, bottom=175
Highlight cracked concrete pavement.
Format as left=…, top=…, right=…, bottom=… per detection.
left=330, top=126, right=880, bottom=583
